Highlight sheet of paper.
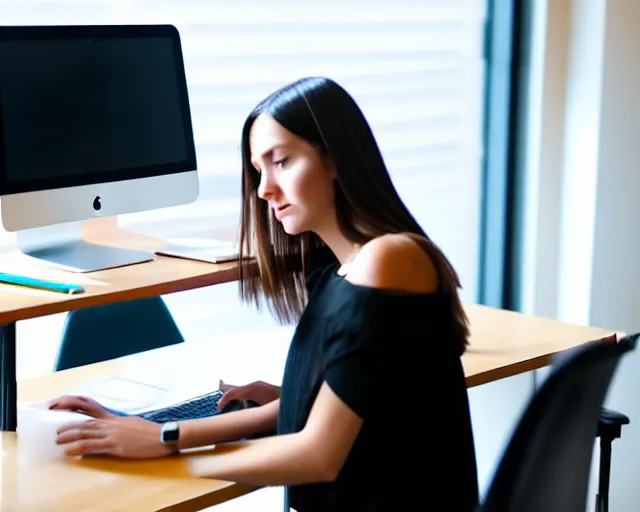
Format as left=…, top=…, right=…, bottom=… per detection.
left=157, top=239, right=239, bottom=263
left=69, top=376, right=178, bottom=414
left=17, top=403, right=92, bottom=459
left=164, top=237, right=235, bottom=249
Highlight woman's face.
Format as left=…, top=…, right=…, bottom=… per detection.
left=250, top=113, right=336, bottom=236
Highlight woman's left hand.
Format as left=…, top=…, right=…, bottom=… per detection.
left=218, top=379, right=281, bottom=411
left=55, top=415, right=175, bottom=459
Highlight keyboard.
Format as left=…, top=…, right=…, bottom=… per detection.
left=135, top=390, right=224, bottom=423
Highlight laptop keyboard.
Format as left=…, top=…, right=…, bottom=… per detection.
left=136, top=390, right=224, bottom=423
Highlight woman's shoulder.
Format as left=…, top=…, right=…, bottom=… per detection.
left=341, top=232, right=439, bottom=294
left=303, top=234, right=451, bottom=331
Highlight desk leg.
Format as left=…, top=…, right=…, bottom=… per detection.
left=0, top=322, right=17, bottom=431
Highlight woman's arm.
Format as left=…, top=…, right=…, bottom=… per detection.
left=54, top=385, right=361, bottom=487
left=179, top=398, right=280, bottom=450
left=52, top=395, right=280, bottom=458
left=187, top=382, right=363, bottom=486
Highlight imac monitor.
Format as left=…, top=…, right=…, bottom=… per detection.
left=0, top=24, right=198, bottom=271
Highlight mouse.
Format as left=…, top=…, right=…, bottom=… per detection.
left=219, top=399, right=260, bottom=414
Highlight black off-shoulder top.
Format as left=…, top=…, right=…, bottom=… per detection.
left=277, top=262, right=479, bottom=512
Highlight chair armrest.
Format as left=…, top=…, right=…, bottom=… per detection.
left=600, top=408, right=630, bottom=425
left=597, top=407, right=630, bottom=440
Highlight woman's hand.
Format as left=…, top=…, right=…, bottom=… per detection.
left=48, top=394, right=118, bottom=419
left=49, top=395, right=174, bottom=459
left=217, top=380, right=281, bottom=411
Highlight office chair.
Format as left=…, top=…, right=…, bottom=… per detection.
left=477, top=333, right=638, bottom=512
left=596, top=407, right=629, bottom=512
left=589, top=332, right=630, bottom=512
left=54, top=296, right=185, bottom=371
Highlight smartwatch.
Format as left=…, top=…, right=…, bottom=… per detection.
left=160, top=421, right=180, bottom=447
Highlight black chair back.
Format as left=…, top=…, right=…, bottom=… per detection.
left=54, top=296, right=184, bottom=371
left=478, top=333, right=638, bottom=512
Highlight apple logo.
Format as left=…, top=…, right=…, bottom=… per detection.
left=93, top=196, right=102, bottom=211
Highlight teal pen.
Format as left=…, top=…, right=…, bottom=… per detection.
left=0, top=272, right=85, bottom=295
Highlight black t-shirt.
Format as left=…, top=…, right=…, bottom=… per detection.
left=277, top=262, right=479, bottom=512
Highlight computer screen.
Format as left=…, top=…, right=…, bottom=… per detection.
left=0, top=25, right=196, bottom=194
left=0, top=25, right=199, bottom=272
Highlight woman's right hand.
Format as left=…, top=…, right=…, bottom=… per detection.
left=48, top=395, right=118, bottom=420
left=217, top=380, right=281, bottom=411
left=48, top=395, right=173, bottom=459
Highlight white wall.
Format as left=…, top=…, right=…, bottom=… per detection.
left=520, top=0, right=640, bottom=509
left=589, top=1, right=640, bottom=509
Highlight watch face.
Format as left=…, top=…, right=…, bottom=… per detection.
left=161, top=422, right=180, bottom=444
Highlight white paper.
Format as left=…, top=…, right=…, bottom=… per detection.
left=164, top=237, right=235, bottom=249
left=17, top=403, right=91, bottom=459
left=156, top=240, right=239, bottom=264
left=69, top=376, right=177, bottom=414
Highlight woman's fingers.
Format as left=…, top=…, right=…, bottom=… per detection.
left=56, top=421, right=105, bottom=444
left=217, top=386, right=242, bottom=410
left=62, top=438, right=113, bottom=457
left=218, top=380, right=239, bottom=408
left=218, top=379, right=236, bottom=393
left=57, top=419, right=97, bottom=434
left=49, top=395, right=113, bottom=419
left=217, top=381, right=281, bottom=410
left=56, top=420, right=113, bottom=456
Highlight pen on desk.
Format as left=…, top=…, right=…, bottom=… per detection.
left=0, top=272, right=85, bottom=295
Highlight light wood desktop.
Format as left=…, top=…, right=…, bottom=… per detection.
left=0, top=226, right=241, bottom=324
left=1, top=303, right=618, bottom=511
left=0, top=225, right=620, bottom=511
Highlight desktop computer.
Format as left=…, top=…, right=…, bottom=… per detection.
left=0, top=24, right=199, bottom=272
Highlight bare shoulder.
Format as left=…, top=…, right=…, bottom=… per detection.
left=345, top=233, right=438, bottom=293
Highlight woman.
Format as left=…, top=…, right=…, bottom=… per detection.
left=51, top=77, right=479, bottom=511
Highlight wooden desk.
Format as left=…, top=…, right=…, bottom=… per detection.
left=1, top=434, right=254, bottom=512
left=0, top=228, right=241, bottom=431
left=462, top=304, right=618, bottom=386
left=0, top=304, right=618, bottom=511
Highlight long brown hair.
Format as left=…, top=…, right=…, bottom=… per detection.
left=238, top=77, right=470, bottom=354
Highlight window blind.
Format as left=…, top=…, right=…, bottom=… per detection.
left=1, top=0, right=486, bottom=301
